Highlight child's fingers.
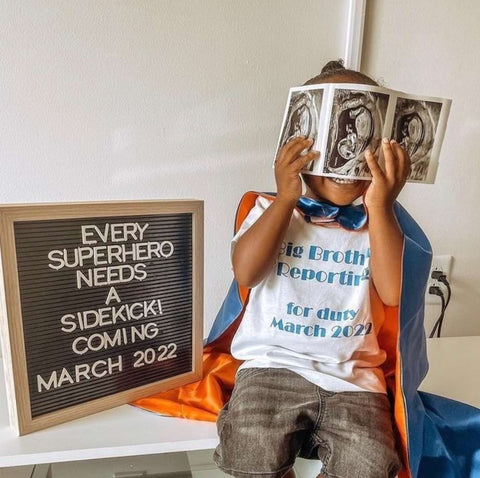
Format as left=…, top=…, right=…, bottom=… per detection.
left=390, top=140, right=402, bottom=178
left=365, top=148, right=385, bottom=181
left=275, top=137, right=298, bottom=163
left=392, top=141, right=411, bottom=182
left=293, top=150, right=320, bottom=171
left=289, top=138, right=314, bottom=164
left=276, top=136, right=305, bottom=163
left=382, top=138, right=397, bottom=182
left=279, top=137, right=314, bottom=165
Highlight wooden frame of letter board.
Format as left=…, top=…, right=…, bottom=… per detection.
left=0, top=199, right=203, bottom=435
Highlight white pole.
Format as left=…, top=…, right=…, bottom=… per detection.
left=344, top=0, right=366, bottom=70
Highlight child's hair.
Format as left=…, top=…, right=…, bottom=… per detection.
left=303, top=59, right=380, bottom=87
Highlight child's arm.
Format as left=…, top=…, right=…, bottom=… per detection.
left=364, top=139, right=411, bottom=307
left=367, top=206, right=404, bottom=307
left=232, top=136, right=320, bottom=288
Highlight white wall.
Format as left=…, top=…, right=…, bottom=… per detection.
left=2, top=0, right=474, bottom=342
left=362, top=0, right=480, bottom=337
left=0, top=0, right=348, bottom=339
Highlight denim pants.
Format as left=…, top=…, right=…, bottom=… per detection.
left=213, top=367, right=403, bottom=478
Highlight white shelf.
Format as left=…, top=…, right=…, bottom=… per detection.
left=1, top=336, right=479, bottom=468
left=0, top=362, right=219, bottom=467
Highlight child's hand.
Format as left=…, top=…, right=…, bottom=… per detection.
left=274, top=136, right=320, bottom=204
left=364, top=138, right=411, bottom=210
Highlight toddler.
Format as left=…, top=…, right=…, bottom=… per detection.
left=213, top=60, right=407, bottom=478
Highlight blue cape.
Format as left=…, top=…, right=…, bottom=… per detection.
left=204, top=191, right=480, bottom=478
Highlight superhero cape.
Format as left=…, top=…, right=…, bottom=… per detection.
left=130, top=191, right=480, bottom=478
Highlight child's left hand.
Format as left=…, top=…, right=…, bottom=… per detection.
left=363, top=138, right=411, bottom=211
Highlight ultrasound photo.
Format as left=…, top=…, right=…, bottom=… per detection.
left=275, top=87, right=324, bottom=171
left=323, top=88, right=389, bottom=178
left=391, top=98, right=442, bottom=182
left=273, top=83, right=451, bottom=184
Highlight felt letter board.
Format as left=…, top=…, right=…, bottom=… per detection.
left=0, top=200, right=203, bottom=435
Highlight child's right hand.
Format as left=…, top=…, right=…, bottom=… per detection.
left=274, top=136, right=320, bottom=204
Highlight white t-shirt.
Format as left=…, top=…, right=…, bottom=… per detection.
left=230, top=195, right=388, bottom=394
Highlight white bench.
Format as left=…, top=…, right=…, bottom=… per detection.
left=0, top=336, right=478, bottom=478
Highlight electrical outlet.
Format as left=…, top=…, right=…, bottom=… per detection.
left=425, top=255, right=453, bottom=305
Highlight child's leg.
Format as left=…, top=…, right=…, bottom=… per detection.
left=213, top=367, right=319, bottom=478
left=310, top=390, right=402, bottom=478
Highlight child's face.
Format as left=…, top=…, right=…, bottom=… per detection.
left=300, top=74, right=374, bottom=206
left=302, top=173, right=370, bottom=206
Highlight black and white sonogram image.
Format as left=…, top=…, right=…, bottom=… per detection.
left=391, top=98, right=442, bottom=181
left=324, top=89, right=389, bottom=178
left=276, top=88, right=324, bottom=171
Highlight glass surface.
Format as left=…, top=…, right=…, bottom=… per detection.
left=0, top=450, right=232, bottom=478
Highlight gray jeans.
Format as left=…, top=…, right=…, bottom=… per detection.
left=213, top=367, right=402, bottom=478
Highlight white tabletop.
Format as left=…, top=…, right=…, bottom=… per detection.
left=0, top=336, right=479, bottom=467
left=0, top=360, right=219, bottom=467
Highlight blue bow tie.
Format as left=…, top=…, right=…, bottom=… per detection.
left=266, top=193, right=367, bottom=231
